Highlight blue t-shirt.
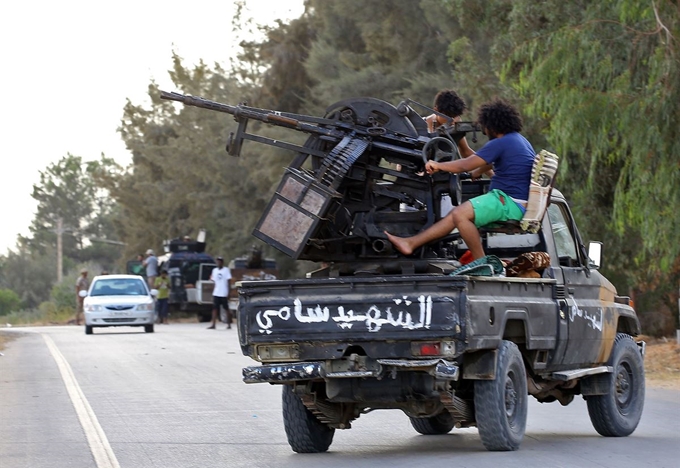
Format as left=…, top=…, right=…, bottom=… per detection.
left=475, top=132, right=535, bottom=201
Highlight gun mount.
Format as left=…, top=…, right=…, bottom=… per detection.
left=161, top=91, right=483, bottom=271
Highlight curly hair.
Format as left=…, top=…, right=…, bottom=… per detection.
left=433, top=89, right=467, bottom=118
left=477, top=99, right=523, bottom=135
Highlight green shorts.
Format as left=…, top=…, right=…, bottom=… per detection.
left=470, top=189, right=525, bottom=228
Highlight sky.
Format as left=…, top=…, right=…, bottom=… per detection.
left=0, top=0, right=304, bottom=255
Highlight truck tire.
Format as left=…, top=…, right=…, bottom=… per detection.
left=586, top=333, right=645, bottom=437
left=474, top=340, right=528, bottom=451
left=281, top=384, right=335, bottom=453
left=409, top=411, right=455, bottom=435
left=144, top=324, right=154, bottom=333
left=85, top=325, right=93, bottom=335
left=197, top=313, right=211, bottom=323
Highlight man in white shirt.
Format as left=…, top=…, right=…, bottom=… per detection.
left=207, top=256, right=232, bottom=329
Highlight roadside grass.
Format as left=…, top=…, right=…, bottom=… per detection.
left=1, top=304, right=74, bottom=327
left=1, top=307, right=198, bottom=328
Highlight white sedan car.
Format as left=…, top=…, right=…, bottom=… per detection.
left=80, top=274, right=158, bottom=335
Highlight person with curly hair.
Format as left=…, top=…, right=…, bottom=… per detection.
left=386, top=99, right=535, bottom=260
left=425, top=89, right=465, bottom=129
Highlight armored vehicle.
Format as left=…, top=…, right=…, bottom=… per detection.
left=157, top=231, right=216, bottom=322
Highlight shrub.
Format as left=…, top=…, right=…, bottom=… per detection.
left=0, top=289, right=21, bottom=316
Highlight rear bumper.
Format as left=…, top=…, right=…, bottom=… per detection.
left=242, top=358, right=460, bottom=384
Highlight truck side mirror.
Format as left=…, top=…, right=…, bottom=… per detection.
left=588, top=241, right=602, bottom=269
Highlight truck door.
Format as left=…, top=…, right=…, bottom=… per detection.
left=196, top=263, right=216, bottom=304
left=546, top=203, right=604, bottom=367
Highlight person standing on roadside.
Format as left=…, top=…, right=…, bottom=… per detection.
left=143, top=249, right=159, bottom=290
left=75, top=268, right=89, bottom=325
left=154, top=269, right=171, bottom=324
left=207, top=256, right=232, bottom=330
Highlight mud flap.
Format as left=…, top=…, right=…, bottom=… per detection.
left=462, top=349, right=498, bottom=380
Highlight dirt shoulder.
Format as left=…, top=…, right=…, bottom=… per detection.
left=0, top=330, right=18, bottom=352
left=641, top=337, right=680, bottom=390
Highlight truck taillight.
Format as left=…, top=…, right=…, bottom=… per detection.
left=256, top=344, right=300, bottom=362
left=419, top=343, right=440, bottom=355
left=412, top=341, right=455, bottom=357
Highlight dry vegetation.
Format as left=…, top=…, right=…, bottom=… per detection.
left=640, top=336, right=680, bottom=390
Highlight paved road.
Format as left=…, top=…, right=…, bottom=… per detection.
left=1, top=324, right=678, bottom=468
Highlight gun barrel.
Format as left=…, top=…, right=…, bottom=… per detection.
left=160, top=91, right=237, bottom=115
left=160, top=90, right=348, bottom=140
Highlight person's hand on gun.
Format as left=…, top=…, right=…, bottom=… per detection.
left=425, top=160, right=440, bottom=175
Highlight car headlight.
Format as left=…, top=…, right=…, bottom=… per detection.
left=84, top=305, right=103, bottom=312
left=137, top=303, right=155, bottom=311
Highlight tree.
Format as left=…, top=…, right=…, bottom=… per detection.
left=0, top=289, right=20, bottom=316
left=237, top=3, right=315, bottom=111
left=26, top=153, right=122, bottom=277
left=300, top=0, right=467, bottom=111
left=108, top=55, right=287, bottom=270
left=496, top=0, right=680, bottom=334
left=502, top=0, right=680, bottom=271
left=0, top=245, right=56, bottom=309
left=28, top=154, right=97, bottom=258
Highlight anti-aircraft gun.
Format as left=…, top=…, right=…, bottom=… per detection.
left=160, top=91, right=482, bottom=274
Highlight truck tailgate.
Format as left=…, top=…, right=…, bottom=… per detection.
left=238, top=275, right=467, bottom=345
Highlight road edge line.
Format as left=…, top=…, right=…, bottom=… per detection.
left=42, top=334, right=120, bottom=468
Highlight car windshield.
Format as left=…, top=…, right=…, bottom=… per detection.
left=91, top=278, right=148, bottom=297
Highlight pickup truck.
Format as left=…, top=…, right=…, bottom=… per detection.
left=237, top=188, right=645, bottom=453
left=159, top=90, right=645, bottom=453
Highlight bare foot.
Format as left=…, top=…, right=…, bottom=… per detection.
left=384, top=231, right=414, bottom=255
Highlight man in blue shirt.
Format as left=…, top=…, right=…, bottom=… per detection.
left=386, top=99, right=535, bottom=260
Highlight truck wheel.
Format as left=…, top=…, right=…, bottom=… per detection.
left=474, top=341, right=528, bottom=451
left=197, top=313, right=211, bottom=323
left=281, top=384, right=335, bottom=453
left=586, top=333, right=645, bottom=437
left=85, top=325, right=93, bottom=335
left=144, top=324, right=154, bottom=333
left=409, top=411, right=455, bottom=435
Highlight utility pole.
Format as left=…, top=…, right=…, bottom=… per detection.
left=56, top=217, right=64, bottom=283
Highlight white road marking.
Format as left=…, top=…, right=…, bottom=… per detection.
left=42, top=334, right=120, bottom=468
